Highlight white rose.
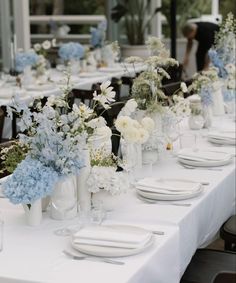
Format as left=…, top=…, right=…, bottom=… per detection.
left=137, top=128, right=149, bottom=144
left=123, top=127, right=140, bottom=143
left=115, top=116, right=133, bottom=133
left=141, top=117, right=155, bottom=133
left=42, top=40, right=51, bottom=50
left=34, top=43, right=41, bottom=51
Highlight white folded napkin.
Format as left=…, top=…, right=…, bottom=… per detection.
left=178, top=148, right=231, bottom=162
left=72, top=225, right=152, bottom=249
left=136, top=178, right=201, bottom=195
left=207, top=131, right=235, bottom=141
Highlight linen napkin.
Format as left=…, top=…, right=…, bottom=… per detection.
left=72, top=225, right=152, bottom=249
left=177, top=148, right=232, bottom=162
left=135, top=178, right=201, bottom=195
left=207, top=131, right=235, bottom=142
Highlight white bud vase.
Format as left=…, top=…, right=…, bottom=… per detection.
left=77, top=149, right=91, bottom=212
left=212, top=81, right=225, bottom=116
left=23, top=199, right=42, bottom=226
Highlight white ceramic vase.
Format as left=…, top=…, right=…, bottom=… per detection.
left=211, top=81, right=225, bottom=116
left=23, top=199, right=42, bottom=226
left=50, top=175, right=77, bottom=220
left=77, top=149, right=91, bottom=212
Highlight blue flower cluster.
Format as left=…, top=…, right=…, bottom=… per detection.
left=58, top=42, right=85, bottom=61
left=199, top=87, right=213, bottom=107
left=222, top=88, right=235, bottom=102
left=15, top=51, right=39, bottom=72
left=2, top=157, right=59, bottom=205
left=90, top=20, right=107, bottom=48
left=208, top=49, right=227, bottom=78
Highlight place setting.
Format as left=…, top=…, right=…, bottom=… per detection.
left=133, top=177, right=204, bottom=205
left=206, top=130, right=236, bottom=146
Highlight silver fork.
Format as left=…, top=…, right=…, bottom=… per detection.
left=137, top=195, right=191, bottom=206
left=63, top=250, right=125, bottom=265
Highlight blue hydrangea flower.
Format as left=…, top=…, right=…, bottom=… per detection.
left=208, top=49, right=227, bottom=78
left=90, top=20, right=107, bottom=48
left=58, top=42, right=85, bottom=61
left=15, top=50, right=39, bottom=72
left=2, top=157, right=59, bottom=205
left=199, top=87, right=213, bottom=107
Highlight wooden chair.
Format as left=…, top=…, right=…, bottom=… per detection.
left=213, top=272, right=236, bottom=283
left=180, top=249, right=236, bottom=283
left=220, top=215, right=236, bottom=252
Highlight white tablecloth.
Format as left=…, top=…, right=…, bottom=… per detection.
left=0, top=116, right=235, bottom=283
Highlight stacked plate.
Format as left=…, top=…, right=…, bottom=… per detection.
left=207, top=131, right=235, bottom=145
left=71, top=225, right=154, bottom=257
left=135, top=178, right=203, bottom=201
left=177, top=148, right=233, bottom=167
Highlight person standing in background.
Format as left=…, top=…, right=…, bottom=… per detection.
left=182, top=22, right=219, bottom=71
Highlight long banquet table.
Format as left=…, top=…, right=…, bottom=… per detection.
left=0, top=116, right=235, bottom=283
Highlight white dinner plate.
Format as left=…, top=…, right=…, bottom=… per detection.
left=71, top=225, right=155, bottom=257
left=177, top=148, right=233, bottom=167
left=137, top=185, right=203, bottom=201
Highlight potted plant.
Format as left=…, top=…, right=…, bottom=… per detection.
left=111, top=0, right=161, bottom=58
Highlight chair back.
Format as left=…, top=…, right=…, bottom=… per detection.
left=213, top=272, right=236, bottom=283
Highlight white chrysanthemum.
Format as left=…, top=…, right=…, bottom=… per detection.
left=141, top=117, right=155, bottom=133
left=34, top=43, right=41, bottom=52
left=42, top=40, right=51, bottom=50
left=73, top=103, right=93, bottom=119
left=115, top=116, right=133, bottom=133
left=93, top=80, right=116, bottom=109
left=180, top=82, right=188, bottom=93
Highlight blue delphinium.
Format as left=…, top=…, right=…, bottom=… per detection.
left=199, top=87, right=213, bottom=107
left=58, top=42, right=85, bottom=61
left=90, top=20, right=107, bottom=48
left=2, top=157, right=59, bottom=205
left=15, top=50, right=39, bottom=72
left=208, top=49, right=227, bottom=78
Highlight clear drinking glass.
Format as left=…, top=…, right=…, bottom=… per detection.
left=90, top=200, right=105, bottom=225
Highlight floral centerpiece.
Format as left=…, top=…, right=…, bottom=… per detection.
left=90, top=20, right=107, bottom=49
left=58, top=42, right=85, bottom=63
left=15, top=50, right=39, bottom=73
left=208, top=13, right=236, bottom=106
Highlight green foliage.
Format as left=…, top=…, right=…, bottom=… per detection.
left=0, top=142, right=28, bottom=174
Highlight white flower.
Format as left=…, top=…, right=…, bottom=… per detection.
left=34, top=43, right=41, bottom=51
left=225, top=63, right=235, bottom=74
left=73, top=103, right=93, bottom=119
left=137, top=128, right=149, bottom=143
left=123, top=127, right=140, bottom=143
left=51, top=38, right=57, bottom=47
left=115, top=116, right=133, bottom=133
left=93, top=80, right=116, bottom=109
left=42, top=40, right=51, bottom=50
left=125, top=99, right=138, bottom=113
left=180, top=82, right=188, bottom=93
left=141, top=117, right=155, bottom=133
left=124, top=56, right=143, bottom=64
left=228, top=79, right=235, bottom=89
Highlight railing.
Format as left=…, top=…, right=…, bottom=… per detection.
left=30, top=15, right=106, bottom=43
